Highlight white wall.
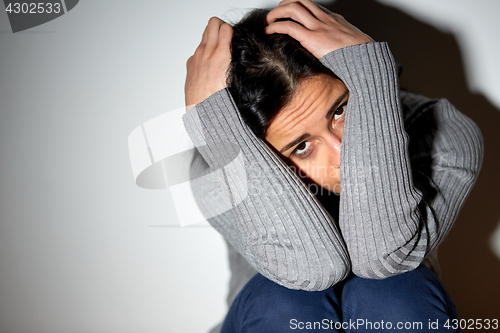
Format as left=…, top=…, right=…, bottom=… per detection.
left=0, top=1, right=498, bottom=332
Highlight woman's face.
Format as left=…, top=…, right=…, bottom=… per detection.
left=265, top=74, right=348, bottom=194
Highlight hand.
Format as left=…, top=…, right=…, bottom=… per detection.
left=265, top=0, right=374, bottom=59
left=185, top=17, right=233, bottom=108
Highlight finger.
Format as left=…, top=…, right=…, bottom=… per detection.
left=205, top=17, right=224, bottom=51
left=218, top=23, right=233, bottom=45
left=266, top=2, right=320, bottom=29
left=217, top=24, right=233, bottom=80
left=323, top=11, right=364, bottom=35
left=315, top=3, right=336, bottom=17
left=265, top=20, right=310, bottom=43
left=277, top=0, right=329, bottom=20
left=200, top=18, right=211, bottom=45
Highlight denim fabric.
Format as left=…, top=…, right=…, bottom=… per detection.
left=221, top=265, right=460, bottom=333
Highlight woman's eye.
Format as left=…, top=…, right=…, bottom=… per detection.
left=293, top=141, right=311, bottom=157
left=334, top=103, right=347, bottom=121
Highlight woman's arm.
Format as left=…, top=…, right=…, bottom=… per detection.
left=319, top=41, right=483, bottom=279
left=184, top=17, right=350, bottom=291
left=184, top=88, right=350, bottom=290
left=266, top=0, right=483, bottom=278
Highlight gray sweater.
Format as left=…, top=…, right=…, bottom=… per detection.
left=182, top=42, right=483, bottom=292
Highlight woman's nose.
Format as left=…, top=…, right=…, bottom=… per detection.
left=326, top=131, right=342, bottom=152
left=325, top=132, right=342, bottom=165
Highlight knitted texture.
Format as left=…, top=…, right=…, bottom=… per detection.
left=183, top=42, right=483, bottom=290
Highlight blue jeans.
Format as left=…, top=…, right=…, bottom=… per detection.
left=221, top=265, right=460, bottom=332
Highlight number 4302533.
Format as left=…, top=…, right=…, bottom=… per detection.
left=444, top=319, right=499, bottom=330
left=5, top=2, right=61, bottom=14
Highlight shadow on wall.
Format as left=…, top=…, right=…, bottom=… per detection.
left=323, top=0, right=500, bottom=318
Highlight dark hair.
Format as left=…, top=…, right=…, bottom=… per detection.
left=227, top=9, right=338, bottom=139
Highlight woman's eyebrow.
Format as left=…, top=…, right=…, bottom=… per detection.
left=280, top=133, right=311, bottom=154
left=325, top=89, right=349, bottom=119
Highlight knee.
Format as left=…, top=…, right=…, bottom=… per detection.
left=222, top=274, right=341, bottom=332
left=246, top=274, right=340, bottom=318
left=341, top=265, right=456, bottom=320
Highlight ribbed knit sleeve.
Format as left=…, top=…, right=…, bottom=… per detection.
left=320, top=42, right=484, bottom=278
left=183, top=88, right=350, bottom=291
left=183, top=41, right=483, bottom=288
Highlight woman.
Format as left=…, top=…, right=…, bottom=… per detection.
left=183, top=1, right=483, bottom=331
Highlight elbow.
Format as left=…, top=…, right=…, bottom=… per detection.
left=469, top=119, right=484, bottom=180
left=256, top=254, right=351, bottom=291
left=350, top=248, right=423, bottom=280
left=440, top=98, right=484, bottom=179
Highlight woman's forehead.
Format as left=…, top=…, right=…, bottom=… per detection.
left=265, top=75, right=347, bottom=143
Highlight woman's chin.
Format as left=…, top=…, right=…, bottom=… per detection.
left=333, top=184, right=341, bottom=194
